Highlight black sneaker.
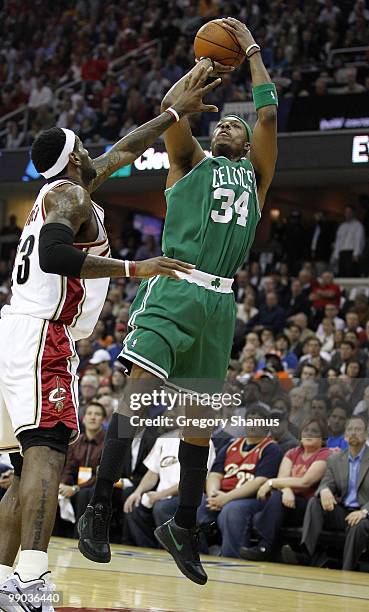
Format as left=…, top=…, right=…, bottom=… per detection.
left=78, top=504, right=112, bottom=563
left=154, top=518, right=207, bottom=585
left=239, top=544, right=272, bottom=561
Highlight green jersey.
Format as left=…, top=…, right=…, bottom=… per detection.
left=163, top=155, right=261, bottom=278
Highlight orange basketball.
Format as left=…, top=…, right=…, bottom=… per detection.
left=194, top=19, right=246, bottom=67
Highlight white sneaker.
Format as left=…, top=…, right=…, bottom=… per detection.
left=0, top=572, right=56, bottom=612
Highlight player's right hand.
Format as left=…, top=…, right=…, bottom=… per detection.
left=172, top=65, right=222, bottom=115
left=195, top=57, right=235, bottom=77
left=135, top=256, right=194, bottom=280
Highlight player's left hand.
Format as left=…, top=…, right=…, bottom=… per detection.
left=345, top=510, right=366, bottom=526
left=221, top=17, right=256, bottom=54
left=135, top=256, right=195, bottom=280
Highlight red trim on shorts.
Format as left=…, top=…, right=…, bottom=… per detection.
left=58, top=277, right=84, bottom=326
left=39, top=322, right=78, bottom=431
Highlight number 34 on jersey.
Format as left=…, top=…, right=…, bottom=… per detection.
left=211, top=165, right=255, bottom=227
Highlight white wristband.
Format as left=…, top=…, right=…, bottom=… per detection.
left=166, top=107, right=180, bottom=122
left=124, top=260, right=130, bottom=277
left=246, top=43, right=261, bottom=58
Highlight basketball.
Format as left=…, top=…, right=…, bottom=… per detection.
left=194, top=19, right=246, bottom=67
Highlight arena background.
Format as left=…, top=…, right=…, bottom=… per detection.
left=1, top=1, right=369, bottom=610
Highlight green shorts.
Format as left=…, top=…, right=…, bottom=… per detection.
left=119, top=275, right=236, bottom=384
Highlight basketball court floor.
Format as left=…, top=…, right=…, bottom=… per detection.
left=50, top=537, right=369, bottom=611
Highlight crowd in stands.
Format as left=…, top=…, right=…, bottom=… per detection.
left=2, top=200, right=369, bottom=569
left=0, top=0, right=369, bottom=146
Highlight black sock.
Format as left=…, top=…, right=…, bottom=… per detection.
left=90, top=413, right=136, bottom=507
left=174, top=441, right=209, bottom=529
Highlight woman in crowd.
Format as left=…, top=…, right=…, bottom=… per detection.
left=239, top=417, right=331, bottom=561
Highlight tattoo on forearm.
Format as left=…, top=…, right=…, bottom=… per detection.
left=32, top=479, right=49, bottom=548
left=90, top=113, right=174, bottom=191
left=80, top=254, right=125, bottom=279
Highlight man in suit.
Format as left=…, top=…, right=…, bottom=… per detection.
left=299, top=415, right=369, bottom=570
left=310, top=211, right=336, bottom=275
left=119, top=425, right=159, bottom=543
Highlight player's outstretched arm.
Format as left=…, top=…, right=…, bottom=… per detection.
left=161, top=59, right=232, bottom=188
left=88, top=65, right=221, bottom=193
left=222, top=18, right=278, bottom=210
left=40, top=184, right=194, bottom=280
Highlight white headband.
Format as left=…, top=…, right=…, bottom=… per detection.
left=41, top=128, right=76, bottom=179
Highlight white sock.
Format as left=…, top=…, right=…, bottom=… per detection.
left=14, top=550, right=48, bottom=582
left=0, top=564, right=12, bottom=581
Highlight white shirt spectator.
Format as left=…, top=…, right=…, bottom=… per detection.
left=332, top=219, right=365, bottom=259
left=315, top=329, right=335, bottom=353
left=28, top=84, right=53, bottom=109
left=318, top=3, right=341, bottom=23
left=144, top=434, right=215, bottom=496
left=317, top=316, right=345, bottom=333
left=236, top=303, right=258, bottom=323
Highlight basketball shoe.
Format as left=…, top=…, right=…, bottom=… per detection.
left=0, top=572, right=56, bottom=612
left=154, top=517, right=207, bottom=585
left=78, top=503, right=112, bottom=563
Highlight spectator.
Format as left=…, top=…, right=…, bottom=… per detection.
left=317, top=304, right=345, bottom=334
left=316, top=317, right=335, bottom=354
left=76, top=339, right=93, bottom=374
left=309, top=212, right=336, bottom=274
left=286, top=323, right=304, bottom=359
left=28, top=75, right=53, bottom=111
left=236, top=292, right=258, bottom=324
left=331, top=340, right=356, bottom=373
left=327, top=404, right=349, bottom=450
left=58, top=402, right=106, bottom=533
left=332, top=206, right=365, bottom=277
left=310, top=271, right=341, bottom=314
left=285, top=280, right=310, bottom=318
left=353, top=386, right=369, bottom=417
left=240, top=417, right=331, bottom=561
left=246, top=292, right=286, bottom=335
left=197, top=405, right=282, bottom=558
left=89, top=349, right=112, bottom=384
left=289, top=387, right=310, bottom=430
left=4, top=121, right=24, bottom=149
left=295, top=337, right=329, bottom=376
left=275, top=334, right=298, bottom=371
left=270, top=408, right=299, bottom=454
left=124, top=432, right=215, bottom=548
left=296, top=416, right=369, bottom=570
left=79, top=374, right=99, bottom=419
left=119, top=425, right=159, bottom=544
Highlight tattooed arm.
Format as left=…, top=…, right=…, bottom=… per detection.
left=88, top=64, right=221, bottom=192
left=41, top=184, right=193, bottom=279
left=88, top=113, right=177, bottom=193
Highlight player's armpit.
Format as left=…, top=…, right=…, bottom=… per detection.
left=43, top=183, right=92, bottom=235
left=250, top=107, right=277, bottom=210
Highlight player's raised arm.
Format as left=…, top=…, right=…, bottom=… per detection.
left=39, top=183, right=194, bottom=280
left=222, top=18, right=278, bottom=209
left=89, top=65, right=221, bottom=193
left=161, top=60, right=233, bottom=188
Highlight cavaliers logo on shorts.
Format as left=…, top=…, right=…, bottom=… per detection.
left=49, top=376, right=67, bottom=413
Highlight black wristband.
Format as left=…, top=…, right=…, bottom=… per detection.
left=39, top=222, right=87, bottom=278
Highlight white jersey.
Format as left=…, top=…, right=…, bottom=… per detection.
left=2, top=179, right=111, bottom=341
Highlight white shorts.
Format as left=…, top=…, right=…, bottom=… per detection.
left=0, top=314, right=80, bottom=453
